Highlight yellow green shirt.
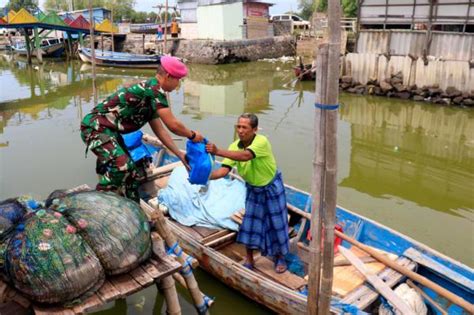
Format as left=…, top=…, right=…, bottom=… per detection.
left=221, top=134, right=277, bottom=187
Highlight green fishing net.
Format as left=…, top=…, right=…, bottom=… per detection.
left=50, top=191, right=151, bottom=275
left=4, top=209, right=105, bottom=304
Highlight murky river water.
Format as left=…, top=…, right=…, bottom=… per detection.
left=0, top=54, right=472, bottom=314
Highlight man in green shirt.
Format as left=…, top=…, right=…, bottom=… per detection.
left=206, top=113, right=289, bottom=273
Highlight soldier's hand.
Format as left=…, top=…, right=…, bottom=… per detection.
left=206, top=142, right=218, bottom=155
left=192, top=130, right=204, bottom=143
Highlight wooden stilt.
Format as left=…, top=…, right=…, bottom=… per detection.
left=164, top=0, right=169, bottom=53
left=33, top=27, right=42, bottom=64
left=23, top=28, right=32, bottom=64
left=153, top=234, right=181, bottom=315
left=142, top=34, right=145, bottom=54
left=66, top=32, right=73, bottom=59
left=88, top=1, right=97, bottom=106
left=141, top=201, right=211, bottom=315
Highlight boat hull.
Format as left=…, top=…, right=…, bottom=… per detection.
left=78, top=48, right=161, bottom=69
left=12, top=42, right=65, bottom=58
left=169, top=220, right=308, bottom=314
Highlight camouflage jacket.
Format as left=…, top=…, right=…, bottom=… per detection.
left=81, top=77, right=169, bottom=133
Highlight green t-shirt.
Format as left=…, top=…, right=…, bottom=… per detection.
left=221, top=134, right=277, bottom=187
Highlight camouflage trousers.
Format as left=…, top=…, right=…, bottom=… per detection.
left=80, top=126, right=145, bottom=202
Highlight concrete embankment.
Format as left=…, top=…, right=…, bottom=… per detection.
left=121, top=35, right=296, bottom=64
left=339, top=53, right=473, bottom=107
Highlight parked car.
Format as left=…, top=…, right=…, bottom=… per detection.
left=270, top=14, right=310, bottom=29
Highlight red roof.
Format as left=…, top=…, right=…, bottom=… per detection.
left=0, top=17, right=6, bottom=24
left=63, top=16, right=73, bottom=25
left=69, top=15, right=91, bottom=29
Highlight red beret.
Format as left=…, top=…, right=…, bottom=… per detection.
left=160, top=56, right=188, bottom=79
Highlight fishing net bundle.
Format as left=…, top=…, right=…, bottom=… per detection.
left=50, top=191, right=152, bottom=275
left=0, top=190, right=152, bottom=305
left=3, top=209, right=105, bottom=304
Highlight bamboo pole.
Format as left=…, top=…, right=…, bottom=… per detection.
left=152, top=233, right=181, bottom=315
left=88, top=1, right=97, bottom=106
left=111, top=3, right=115, bottom=52
left=308, top=0, right=341, bottom=313
left=318, top=1, right=341, bottom=313
left=140, top=201, right=211, bottom=315
left=164, top=0, right=168, bottom=53
left=307, top=43, right=327, bottom=315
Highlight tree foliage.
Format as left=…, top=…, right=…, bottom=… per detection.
left=6, top=0, right=38, bottom=11
left=42, top=0, right=178, bottom=23
left=298, top=0, right=358, bottom=19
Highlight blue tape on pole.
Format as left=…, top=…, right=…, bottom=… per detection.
left=185, top=256, right=193, bottom=269
left=196, top=302, right=208, bottom=315
left=180, top=266, right=193, bottom=276
left=314, top=103, right=339, bottom=110
left=166, top=242, right=179, bottom=256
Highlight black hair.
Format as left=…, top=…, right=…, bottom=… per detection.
left=239, top=113, right=258, bottom=128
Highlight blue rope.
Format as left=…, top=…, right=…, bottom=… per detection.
left=180, top=265, right=193, bottom=276
left=315, top=103, right=339, bottom=110
left=184, top=255, right=194, bottom=269
left=166, top=242, right=182, bottom=257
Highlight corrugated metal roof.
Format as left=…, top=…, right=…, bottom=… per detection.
left=357, top=31, right=389, bottom=54
left=357, top=30, right=473, bottom=61
left=430, top=33, right=473, bottom=61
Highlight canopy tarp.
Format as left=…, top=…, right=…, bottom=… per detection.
left=7, top=10, right=17, bottom=23
left=95, top=19, right=118, bottom=33
left=69, top=15, right=90, bottom=30
left=9, top=8, right=38, bottom=24
left=0, top=17, right=7, bottom=24
left=40, top=12, right=68, bottom=27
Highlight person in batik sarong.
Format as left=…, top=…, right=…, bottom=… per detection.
left=81, top=56, right=203, bottom=202
left=206, top=113, right=289, bottom=273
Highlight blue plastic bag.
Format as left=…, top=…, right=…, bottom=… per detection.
left=186, top=139, right=214, bottom=185
left=121, top=130, right=158, bottom=162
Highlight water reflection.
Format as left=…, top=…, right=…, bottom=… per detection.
left=182, top=63, right=294, bottom=118
left=338, top=95, right=474, bottom=215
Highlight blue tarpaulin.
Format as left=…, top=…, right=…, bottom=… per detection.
left=158, top=166, right=245, bottom=231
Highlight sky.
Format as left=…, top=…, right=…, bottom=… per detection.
left=0, top=0, right=298, bottom=15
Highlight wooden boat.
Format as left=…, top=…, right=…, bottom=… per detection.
left=78, top=48, right=161, bottom=69
left=130, top=23, right=161, bottom=34
left=11, top=38, right=65, bottom=58
left=294, top=63, right=316, bottom=81
left=141, top=134, right=474, bottom=314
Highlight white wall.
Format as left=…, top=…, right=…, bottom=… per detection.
left=197, top=2, right=243, bottom=40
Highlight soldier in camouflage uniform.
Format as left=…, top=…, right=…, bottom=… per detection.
left=81, top=56, right=203, bottom=202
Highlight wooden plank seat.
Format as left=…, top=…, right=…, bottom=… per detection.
left=30, top=237, right=182, bottom=315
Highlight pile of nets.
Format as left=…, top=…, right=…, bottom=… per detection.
left=0, top=190, right=151, bottom=305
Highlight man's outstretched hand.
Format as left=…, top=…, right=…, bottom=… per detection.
left=205, top=142, right=218, bottom=155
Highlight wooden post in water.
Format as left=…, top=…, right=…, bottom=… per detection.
left=111, top=2, right=115, bottom=52
left=33, top=27, right=43, bottom=64
left=142, top=34, right=145, bottom=54
left=88, top=1, right=97, bottom=106
left=164, top=0, right=168, bottom=54
left=23, top=28, right=32, bottom=64
left=66, top=32, right=73, bottom=59
left=307, top=0, right=341, bottom=314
